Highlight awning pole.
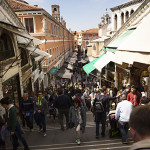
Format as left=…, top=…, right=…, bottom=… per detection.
left=115, top=64, right=117, bottom=88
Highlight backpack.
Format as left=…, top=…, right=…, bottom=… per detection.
left=94, top=96, right=104, bottom=113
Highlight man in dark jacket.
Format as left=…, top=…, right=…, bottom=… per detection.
left=93, top=87, right=119, bottom=138
left=54, top=88, right=72, bottom=131
left=21, top=91, right=34, bottom=131
left=34, top=91, right=48, bottom=137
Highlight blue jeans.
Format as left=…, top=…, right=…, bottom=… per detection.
left=58, top=109, right=70, bottom=129
left=118, top=121, right=129, bottom=142
left=24, top=113, right=33, bottom=129
left=10, top=124, right=28, bottom=149
left=95, top=113, right=106, bottom=136
left=35, top=112, right=46, bottom=133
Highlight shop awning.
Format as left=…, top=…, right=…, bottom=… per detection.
left=0, top=20, right=34, bottom=40
left=49, top=67, right=58, bottom=75
left=83, top=53, right=105, bottom=75
left=57, top=72, right=72, bottom=79
left=34, top=56, right=43, bottom=61
left=114, top=51, right=150, bottom=65
left=26, top=46, right=52, bottom=59
left=67, top=64, right=73, bottom=70
left=117, top=13, right=150, bottom=52
left=94, top=52, right=116, bottom=72
left=106, top=28, right=135, bottom=52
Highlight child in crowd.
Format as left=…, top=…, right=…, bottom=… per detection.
left=69, top=98, right=86, bottom=145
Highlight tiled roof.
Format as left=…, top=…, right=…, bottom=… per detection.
left=7, top=0, right=43, bottom=12
left=83, top=28, right=99, bottom=34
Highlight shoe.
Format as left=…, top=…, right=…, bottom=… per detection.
left=76, top=139, right=81, bottom=145
left=38, top=128, right=42, bottom=133
left=101, top=133, right=105, bottom=137
left=24, top=146, right=30, bottom=150
left=122, top=140, right=129, bottom=144
left=61, top=127, right=64, bottom=131
left=30, top=129, right=34, bottom=132
left=43, top=133, right=47, bottom=137
left=96, top=135, right=99, bottom=139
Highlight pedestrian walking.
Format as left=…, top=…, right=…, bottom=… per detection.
left=69, top=98, right=86, bottom=145
left=121, top=85, right=131, bottom=98
left=92, top=87, right=119, bottom=139
left=0, top=97, right=30, bottom=150
left=127, top=85, right=141, bottom=107
left=34, top=91, right=48, bottom=137
left=115, top=94, right=133, bottom=144
left=54, top=88, right=72, bottom=131
left=21, top=91, right=34, bottom=131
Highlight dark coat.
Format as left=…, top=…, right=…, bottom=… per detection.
left=54, top=94, right=72, bottom=109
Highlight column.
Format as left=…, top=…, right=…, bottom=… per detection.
left=0, top=78, right=3, bottom=99
left=118, top=13, right=122, bottom=30
left=147, top=66, right=150, bottom=99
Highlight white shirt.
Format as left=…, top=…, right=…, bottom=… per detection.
left=115, top=100, right=133, bottom=122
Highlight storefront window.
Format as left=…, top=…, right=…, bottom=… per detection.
left=0, top=32, right=15, bottom=61
left=2, top=74, right=21, bottom=107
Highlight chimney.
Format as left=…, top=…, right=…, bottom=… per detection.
left=64, top=21, right=66, bottom=28
left=61, top=17, right=63, bottom=25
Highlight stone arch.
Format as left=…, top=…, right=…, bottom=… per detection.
left=130, top=9, right=134, bottom=15
left=114, top=14, right=117, bottom=31
left=125, top=11, right=129, bottom=21
left=121, top=12, right=125, bottom=26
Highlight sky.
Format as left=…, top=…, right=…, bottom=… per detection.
left=25, top=0, right=129, bottom=32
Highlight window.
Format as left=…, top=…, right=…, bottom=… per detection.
left=53, top=48, right=54, bottom=60
left=46, top=49, right=49, bottom=53
left=24, top=18, right=34, bottom=33
left=114, top=14, right=117, bottom=30
left=0, top=32, right=15, bottom=61
left=51, top=23, right=53, bottom=34
left=49, top=21, right=50, bottom=33
left=54, top=25, right=55, bottom=35
left=55, top=48, right=56, bottom=58
left=21, top=48, right=28, bottom=67
left=86, top=35, right=88, bottom=39
left=50, top=49, right=52, bottom=62
left=93, top=44, right=96, bottom=50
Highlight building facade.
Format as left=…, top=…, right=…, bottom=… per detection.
left=0, top=0, right=51, bottom=106
left=111, top=0, right=144, bottom=32
left=8, top=0, right=74, bottom=88
left=82, top=28, right=99, bottom=50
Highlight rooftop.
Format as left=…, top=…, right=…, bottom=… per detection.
left=82, top=28, right=99, bottom=34
left=7, top=0, right=43, bottom=12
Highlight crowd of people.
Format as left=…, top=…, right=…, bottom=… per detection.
left=0, top=77, right=150, bottom=150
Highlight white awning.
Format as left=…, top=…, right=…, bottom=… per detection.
left=26, top=46, right=52, bottom=59
left=94, top=52, right=115, bottom=72
left=33, top=38, right=45, bottom=45
left=34, top=56, right=43, bottom=61
left=117, top=13, right=150, bottom=52
left=114, top=51, right=150, bottom=65
left=57, top=71, right=72, bottom=79
left=67, top=64, right=73, bottom=70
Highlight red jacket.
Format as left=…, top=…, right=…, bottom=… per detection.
left=127, top=92, right=141, bottom=107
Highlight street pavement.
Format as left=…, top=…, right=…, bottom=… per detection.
left=5, top=111, right=133, bottom=150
